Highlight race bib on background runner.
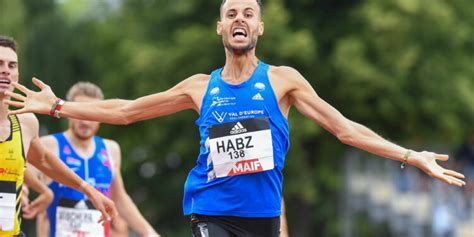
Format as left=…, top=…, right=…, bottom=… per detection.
left=0, top=181, right=16, bottom=231
left=209, top=117, right=274, bottom=178
left=56, top=198, right=104, bottom=237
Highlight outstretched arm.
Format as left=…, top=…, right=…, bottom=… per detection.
left=107, top=140, right=160, bottom=237
left=4, top=77, right=198, bottom=125
left=281, top=67, right=465, bottom=187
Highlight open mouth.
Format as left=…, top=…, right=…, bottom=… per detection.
left=232, top=28, right=248, bottom=38
left=0, top=78, right=11, bottom=85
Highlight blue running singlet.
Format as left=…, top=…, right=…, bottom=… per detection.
left=184, top=61, right=290, bottom=217
left=47, top=133, right=113, bottom=237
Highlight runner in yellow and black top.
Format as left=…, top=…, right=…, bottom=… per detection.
left=0, top=115, right=24, bottom=236
left=0, top=114, right=55, bottom=237
left=0, top=35, right=118, bottom=236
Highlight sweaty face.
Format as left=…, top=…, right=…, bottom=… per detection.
left=69, top=95, right=100, bottom=140
left=0, top=46, right=19, bottom=96
left=218, top=0, right=264, bottom=54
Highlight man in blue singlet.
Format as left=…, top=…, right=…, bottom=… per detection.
left=34, top=82, right=159, bottom=237
left=5, top=0, right=466, bottom=236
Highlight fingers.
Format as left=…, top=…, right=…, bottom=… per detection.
left=21, top=205, right=35, bottom=219
left=98, top=215, right=104, bottom=224
left=444, top=169, right=465, bottom=179
left=98, top=202, right=117, bottom=225
left=444, top=176, right=465, bottom=187
left=434, top=172, right=465, bottom=187
left=435, top=154, right=449, bottom=161
left=3, top=99, right=24, bottom=108
left=447, top=176, right=466, bottom=187
left=435, top=174, right=454, bottom=186
left=98, top=214, right=110, bottom=225
left=32, top=77, right=48, bottom=90
left=11, top=81, right=31, bottom=95
left=106, top=202, right=118, bottom=217
left=22, top=210, right=37, bottom=220
left=97, top=205, right=112, bottom=225
left=100, top=208, right=111, bottom=224
left=7, top=108, right=28, bottom=115
left=5, top=91, right=26, bottom=102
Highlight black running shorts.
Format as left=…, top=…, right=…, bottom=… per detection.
left=190, top=214, right=280, bottom=237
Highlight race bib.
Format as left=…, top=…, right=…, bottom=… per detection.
left=56, top=199, right=104, bottom=237
left=0, top=181, right=16, bottom=231
left=209, top=117, right=274, bottom=178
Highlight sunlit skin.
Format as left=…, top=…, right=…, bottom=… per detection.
left=0, top=46, right=18, bottom=97
left=67, top=95, right=100, bottom=141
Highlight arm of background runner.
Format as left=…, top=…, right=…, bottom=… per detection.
left=5, top=76, right=199, bottom=124
left=33, top=136, right=58, bottom=237
left=280, top=198, right=289, bottom=237
left=36, top=211, right=50, bottom=237
left=25, top=119, right=118, bottom=222
left=22, top=167, right=54, bottom=220
left=106, top=140, right=160, bottom=237
left=279, top=66, right=465, bottom=187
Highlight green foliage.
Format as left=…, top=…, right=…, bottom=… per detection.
left=2, top=0, right=473, bottom=236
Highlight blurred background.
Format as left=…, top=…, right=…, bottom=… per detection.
left=1, top=0, right=473, bottom=236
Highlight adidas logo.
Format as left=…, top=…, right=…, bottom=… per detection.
left=252, top=93, right=264, bottom=101
left=230, top=122, right=247, bottom=135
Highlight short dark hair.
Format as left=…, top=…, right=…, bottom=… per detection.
left=0, top=36, right=18, bottom=52
left=220, top=0, right=263, bottom=18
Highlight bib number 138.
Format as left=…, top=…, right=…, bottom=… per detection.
left=209, top=117, right=274, bottom=178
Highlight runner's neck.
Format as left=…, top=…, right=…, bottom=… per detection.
left=0, top=94, right=10, bottom=119
left=64, top=129, right=96, bottom=158
left=222, top=56, right=259, bottom=85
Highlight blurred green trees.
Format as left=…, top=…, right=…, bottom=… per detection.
left=1, top=0, right=473, bottom=236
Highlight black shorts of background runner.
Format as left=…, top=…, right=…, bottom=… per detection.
left=190, top=214, right=280, bottom=237
left=14, top=231, right=26, bottom=237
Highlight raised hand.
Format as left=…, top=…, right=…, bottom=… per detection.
left=409, top=151, right=465, bottom=187
left=3, top=77, right=58, bottom=115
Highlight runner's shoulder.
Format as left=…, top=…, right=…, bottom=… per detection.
left=185, top=73, right=211, bottom=84
left=103, top=138, right=121, bottom=164
left=103, top=138, right=120, bottom=152
left=269, top=65, right=303, bottom=79
left=180, top=73, right=211, bottom=92
left=39, top=134, right=57, bottom=147
left=268, top=65, right=307, bottom=89
left=16, top=113, right=39, bottom=130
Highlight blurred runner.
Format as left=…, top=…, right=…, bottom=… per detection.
left=35, top=82, right=159, bottom=237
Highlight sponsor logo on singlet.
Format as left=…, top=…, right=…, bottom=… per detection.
left=212, top=111, right=227, bottom=123
left=252, top=93, right=264, bottom=101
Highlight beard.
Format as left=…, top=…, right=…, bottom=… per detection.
left=71, top=125, right=98, bottom=140
left=223, top=37, right=258, bottom=55
left=73, top=130, right=94, bottom=140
